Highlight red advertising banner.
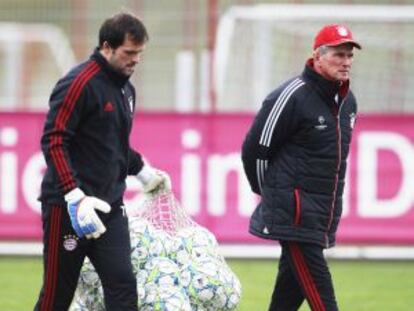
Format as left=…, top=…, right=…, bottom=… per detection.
left=0, top=112, right=413, bottom=244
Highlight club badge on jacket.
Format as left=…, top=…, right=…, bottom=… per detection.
left=63, top=234, right=79, bottom=251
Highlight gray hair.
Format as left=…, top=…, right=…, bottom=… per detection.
left=317, top=45, right=330, bottom=55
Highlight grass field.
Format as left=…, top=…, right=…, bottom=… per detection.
left=0, top=256, right=412, bottom=310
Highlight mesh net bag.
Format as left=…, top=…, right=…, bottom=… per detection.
left=127, top=190, right=197, bottom=235
left=71, top=190, right=241, bottom=311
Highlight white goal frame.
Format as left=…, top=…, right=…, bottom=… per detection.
left=214, top=4, right=414, bottom=111
left=0, top=22, right=76, bottom=109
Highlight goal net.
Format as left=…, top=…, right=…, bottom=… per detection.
left=214, top=4, right=414, bottom=113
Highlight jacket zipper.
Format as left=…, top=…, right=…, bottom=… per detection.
left=325, top=101, right=344, bottom=247
left=120, top=88, right=131, bottom=178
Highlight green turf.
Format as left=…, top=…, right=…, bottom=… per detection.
left=0, top=257, right=412, bottom=310
left=230, top=259, right=414, bottom=311
left=0, top=257, right=43, bottom=310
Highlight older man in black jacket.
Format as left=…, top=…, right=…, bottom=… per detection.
left=242, top=24, right=361, bottom=311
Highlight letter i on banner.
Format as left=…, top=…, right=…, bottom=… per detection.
left=181, top=129, right=202, bottom=215
left=207, top=153, right=257, bottom=217
left=0, top=127, right=18, bottom=214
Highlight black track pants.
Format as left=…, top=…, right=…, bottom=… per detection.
left=269, top=241, right=338, bottom=311
left=34, top=203, right=137, bottom=311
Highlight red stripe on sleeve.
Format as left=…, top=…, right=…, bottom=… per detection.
left=49, top=62, right=100, bottom=192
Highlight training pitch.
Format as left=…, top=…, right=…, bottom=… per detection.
left=0, top=257, right=412, bottom=310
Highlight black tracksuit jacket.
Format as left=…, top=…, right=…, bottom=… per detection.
left=39, top=49, right=144, bottom=206
left=242, top=60, right=357, bottom=248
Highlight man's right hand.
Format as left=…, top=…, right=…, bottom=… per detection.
left=65, top=188, right=111, bottom=239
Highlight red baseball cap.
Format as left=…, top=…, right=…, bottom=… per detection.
left=313, top=24, right=361, bottom=50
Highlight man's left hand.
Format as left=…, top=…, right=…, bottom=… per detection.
left=136, top=165, right=171, bottom=193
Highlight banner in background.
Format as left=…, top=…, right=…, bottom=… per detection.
left=0, top=112, right=413, bottom=244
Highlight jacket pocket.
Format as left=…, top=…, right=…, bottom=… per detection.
left=293, top=188, right=301, bottom=226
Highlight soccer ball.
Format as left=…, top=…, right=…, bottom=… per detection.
left=167, top=236, right=192, bottom=267
left=177, top=226, right=218, bottom=249
left=78, top=258, right=100, bottom=287
left=180, top=256, right=222, bottom=309
left=212, top=265, right=242, bottom=310
left=130, top=218, right=171, bottom=270
left=71, top=286, right=105, bottom=311
left=180, top=255, right=241, bottom=311
left=148, top=229, right=171, bottom=258
left=70, top=258, right=105, bottom=311
left=137, top=268, right=149, bottom=303
left=140, top=284, right=192, bottom=311
left=144, top=257, right=181, bottom=287
left=174, top=226, right=223, bottom=263
left=129, top=218, right=154, bottom=270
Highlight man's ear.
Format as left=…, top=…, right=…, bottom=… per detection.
left=102, top=41, right=111, bottom=51
left=99, top=41, right=113, bottom=60
left=313, top=49, right=320, bottom=62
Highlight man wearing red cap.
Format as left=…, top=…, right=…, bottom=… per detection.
left=242, top=24, right=361, bottom=311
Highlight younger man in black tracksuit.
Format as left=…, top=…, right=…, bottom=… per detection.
left=242, top=24, right=362, bottom=311
left=34, top=13, right=169, bottom=311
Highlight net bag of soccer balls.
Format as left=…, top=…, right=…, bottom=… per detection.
left=70, top=190, right=241, bottom=311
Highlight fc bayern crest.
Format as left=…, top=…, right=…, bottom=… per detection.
left=337, top=26, right=348, bottom=36
left=63, top=235, right=79, bottom=251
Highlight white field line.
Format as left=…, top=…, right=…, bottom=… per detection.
left=1, top=241, right=414, bottom=260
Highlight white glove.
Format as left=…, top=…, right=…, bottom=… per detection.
left=136, top=165, right=171, bottom=193
left=65, top=188, right=111, bottom=239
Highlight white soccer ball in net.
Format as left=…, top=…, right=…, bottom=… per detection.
left=214, top=265, right=242, bottom=310
left=180, top=255, right=241, bottom=311
left=137, top=268, right=149, bottom=303
left=140, top=284, right=192, bottom=311
left=180, top=256, right=223, bottom=309
left=174, top=226, right=223, bottom=262
left=144, top=256, right=181, bottom=287
left=129, top=218, right=171, bottom=271
left=70, top=258, right=105, bottom=311
left=129, top=217, right=154, bottom=271
left=148, top=228, right=171, bottom=258
left=168, top=235, right=192, bottom=267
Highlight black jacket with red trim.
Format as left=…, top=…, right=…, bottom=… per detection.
left=242, top=60, right=357, bottom=248
left=39, top=48, right=144, bottom=205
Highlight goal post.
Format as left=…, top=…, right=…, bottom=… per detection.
left=0, top=23, right=76, bottom=110
left=214, top=4, right=414, bottom=112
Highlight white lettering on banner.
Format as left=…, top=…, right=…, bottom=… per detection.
left=22, top=152, right=44, bottom=213
left=341, top=168, right=351, bottom=217
left=239, top=168, right=258, bottom=217
left=3, top=122, right=412, bottom=222
left=207, top=153, right=256, bottom=216
left=0, top=127, right=18, bottom=213
left=358, top=132, right=414, bottom=217
left=0, top=152, right=17, bottom=213
left=181, top=154, right=201, bottom=215
left=181, top=129, right=202, bottom=215
left=124, top=176, right=142, bottom=211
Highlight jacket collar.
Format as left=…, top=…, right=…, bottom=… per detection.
left=302, top=58, right=349, bottom=104
left=90, top=48, right=130, bottom=87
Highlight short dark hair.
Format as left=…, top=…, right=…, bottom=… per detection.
left=98, top=12, right=149, bottom=49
